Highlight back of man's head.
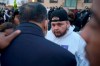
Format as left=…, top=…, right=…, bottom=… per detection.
left=19, top=2, right=47, bottom=23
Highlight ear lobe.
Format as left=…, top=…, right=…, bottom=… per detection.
left=66, top=21, right=70, bottom=27
left=44, top=20, right=48, bottom=31
left=41, top=20, right=48, bottom=36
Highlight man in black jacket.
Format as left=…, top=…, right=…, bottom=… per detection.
left=1, top=2, right=76, bottom=66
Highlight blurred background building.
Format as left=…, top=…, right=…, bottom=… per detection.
left=29, top=0, right=92, bottom=9
left=0, top=0, right=92, bottom=9
left=0, top=0, right=28, bottom=6
left=0, top=0, right=7, bottom=3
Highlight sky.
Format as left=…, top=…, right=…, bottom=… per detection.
left=8, top=0, right=28, bottom=5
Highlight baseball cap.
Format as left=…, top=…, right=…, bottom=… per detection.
left=50, top=9, right=69, bottom=22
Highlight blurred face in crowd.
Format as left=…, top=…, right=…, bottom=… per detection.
left=51, top=17, right=70, bottom=37
left=4, top=28, right=14, bottom=36
left=0, top=22, right=15, bottom=36
left=81, top=0, right=100, bottom=66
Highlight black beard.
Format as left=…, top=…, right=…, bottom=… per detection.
left=54, top=28, right=68, bottom=38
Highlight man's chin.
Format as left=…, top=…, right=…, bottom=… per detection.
left=54, top=34, right=62, bottom=37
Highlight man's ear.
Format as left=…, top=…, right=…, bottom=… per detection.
left=44, top=20, right=48, bottom=32
left=41, top=20, right=48, bottom=35
left=66, top=21, right=70, bottom=28
left=45, top=20, right=49, bottom=30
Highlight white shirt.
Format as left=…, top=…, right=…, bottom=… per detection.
left=75, top=35, right=89, bottom=66
left=45, top=26, right=84, bottom=55
left=45, top=26, right=89, bottom=66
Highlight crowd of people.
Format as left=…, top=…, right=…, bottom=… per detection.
left=0, top=0, right=100, bottom=66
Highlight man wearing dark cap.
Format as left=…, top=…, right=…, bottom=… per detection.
left=45, top=8, right=85, bottom=55
left=1, top=2, right=76, bottom=66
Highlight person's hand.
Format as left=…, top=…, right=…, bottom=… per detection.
left=0, top=30, right=21, bottom=50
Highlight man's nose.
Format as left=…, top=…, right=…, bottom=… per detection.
left=54, top=25, right=59, bottom=30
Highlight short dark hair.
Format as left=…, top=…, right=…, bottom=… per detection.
left=19, top=2, right=47, bottom=23
left=0, top=22, right=15, bottom=32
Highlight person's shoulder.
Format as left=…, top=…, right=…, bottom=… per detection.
left=70, top=31, right=86, bottom=45
left=45, top=30, right=54, bottom=39
left=71, top=32, right=83, bottom=39
left=72, top=32, right=86, bottom=50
